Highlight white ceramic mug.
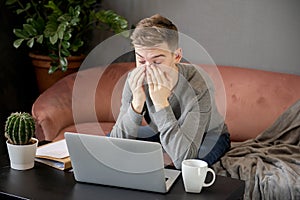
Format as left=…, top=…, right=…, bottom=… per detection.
left=182, top=159, right=216, bottom=193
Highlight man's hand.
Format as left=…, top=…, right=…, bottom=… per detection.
left=128, top=66, right=146, bottom=114
left=146, top=65, right=176, bottom=111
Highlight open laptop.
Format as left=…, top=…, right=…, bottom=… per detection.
left=64, top=132, right=181, bottom=193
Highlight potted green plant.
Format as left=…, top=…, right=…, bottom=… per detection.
left=5, top=112, right=38, bottom=170
left=5, top=0, right=128, bottom=92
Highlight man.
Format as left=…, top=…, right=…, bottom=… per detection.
left=110, top=14, right=230, bottom=169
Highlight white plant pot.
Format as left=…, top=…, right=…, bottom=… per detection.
left=6, top=138, right=38, bottom=170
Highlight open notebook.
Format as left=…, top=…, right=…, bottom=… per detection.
left=35, top=139, right=71, bottom=170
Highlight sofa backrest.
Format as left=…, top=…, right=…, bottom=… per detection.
left=216, top=66, right=300, bottom=141
left=33, top=62, right=300, bottom=142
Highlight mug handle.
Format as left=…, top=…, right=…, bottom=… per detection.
left=203, top=168, right=216, bottom=187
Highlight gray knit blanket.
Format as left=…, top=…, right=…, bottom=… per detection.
left=212, top=100, right=300, bottom=200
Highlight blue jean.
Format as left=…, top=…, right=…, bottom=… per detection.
left=199, top=132, right=230, bottom=166
left=109, top=126, right=231, bottom=166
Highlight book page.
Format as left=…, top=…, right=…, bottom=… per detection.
left=36, top=139, right=69, bottom=158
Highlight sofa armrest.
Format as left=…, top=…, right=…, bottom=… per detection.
left=32, top=63, right=136, bottom=141
left=32, top=73, right=76, bottom=141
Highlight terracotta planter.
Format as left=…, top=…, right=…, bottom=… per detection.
left=6, top=138, right=38, bottom=170
left=29, top=53, right=85, bottom=93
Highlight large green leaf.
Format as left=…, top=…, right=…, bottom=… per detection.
left=49, top=33, right=58, bottom=44
left=59, top=57, right=68, bottom=68
left=13, top=29, right=28, bottom=39
left=60, top=48, right=70, bottom=57
left=13, top=39, right=24, bottom=48
left=27, top=38, right=34, bottom=48
left=63, top=32, right=72, bottom=40
left=48, top=64, right=58, bottom=74
left=36, top=35, right=43, bottom=44
left=23, top=24, right=37, bottom=36
left=61, top=40, right=70, bottom=49
left=57, top=23, right=67, bottom=39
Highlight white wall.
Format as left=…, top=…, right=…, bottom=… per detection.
left=103, top=0, right=300, bottom=75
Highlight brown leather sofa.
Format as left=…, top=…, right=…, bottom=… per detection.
left=32, top=62, right=300, bottom=142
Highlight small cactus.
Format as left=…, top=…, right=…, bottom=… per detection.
left=4, top=112, right=35, bottom=145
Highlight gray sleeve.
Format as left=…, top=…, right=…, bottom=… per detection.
left=110, top=78, right=144, bottom=139
left=152, top=90, right=211, bottom=169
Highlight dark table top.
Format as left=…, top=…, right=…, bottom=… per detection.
left=0, top=155, right=244, bottom=200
